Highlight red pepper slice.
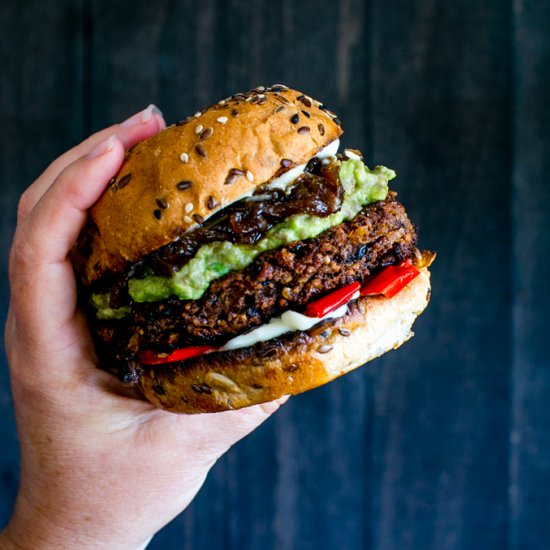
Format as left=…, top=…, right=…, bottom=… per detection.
left=305, top=281, right=361, bottom=318
left=138, top=345, right=217, bottom=365
left=360, top=260, right=419, bottom=298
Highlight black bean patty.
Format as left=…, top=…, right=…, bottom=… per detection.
left=92, top=194, right=416, bottom=372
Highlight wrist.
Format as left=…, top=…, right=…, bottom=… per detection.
left=1, top=495, right=151, bottom=550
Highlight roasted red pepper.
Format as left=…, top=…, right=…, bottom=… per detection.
left=305, top=281, right=361, bottom=318
left=360, top=259, right=419, bottom=298
left=138, top=345, right=217, bottom=365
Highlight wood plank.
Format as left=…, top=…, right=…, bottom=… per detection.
left=368, top=1, right=511, bottom=548
left=0, top=0, right=86, bottom=527
left=510, top=1, right=550, bottom=548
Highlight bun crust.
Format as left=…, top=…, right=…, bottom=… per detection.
left=134, top=268, right=431, bottom=413
left=80, top=86, right=342, bottom=284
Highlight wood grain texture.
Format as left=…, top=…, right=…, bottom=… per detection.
left=511, top=1, right=550, bottom=548
left=1, top=0, right=550, bottom=549
left=368, top=1, right=511, bottom=548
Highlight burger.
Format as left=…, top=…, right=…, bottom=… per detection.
left=73, top=85, right=435, bottom=413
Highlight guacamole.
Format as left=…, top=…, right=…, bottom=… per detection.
left=93, top=159, right=394, bottom=319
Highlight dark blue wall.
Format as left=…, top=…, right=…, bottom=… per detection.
left=1, top=1, right=549, bottom=548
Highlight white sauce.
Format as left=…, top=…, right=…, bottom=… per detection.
left=343, top=149, right=362, bottom=161
left=317, top=139, right=340, bottom=158
left=221, top=301, right=350, bottom=351
left=266, top=139, right=340, bottom=190
left=267, top=163, right=307, bottom=190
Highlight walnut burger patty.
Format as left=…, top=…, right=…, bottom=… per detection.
left=73, top=85, right=435, bottom=413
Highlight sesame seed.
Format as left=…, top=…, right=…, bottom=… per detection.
left=271, top=83, right=288, bottom=91
left=275, top=105, right=285, bottom=113
left=231, top=108, right=239, bottom=117
left=218, top=99, right=226, bottom=105
left=317, top=345, right=334, bottom=354
left=334, top=117, right=342, bottom=127
left=318, top=123, right=325, bottom=136
left=194, top=124, right=204, bottom=135
left=274, top=94, right=290, bottom=104
left=216, top=116, right=228, bottom=124
left=179, top=152, right=189, bottom=163
left=118, top=173, right=132, bottom=189
left=194, top=111, right=201, bottom=118
left=193, top=213, right=204, bottom=224
left=176, top=180, right=192, bottom=190
left=338, top=328, right=351, bottom=337
left=225, top=172, right=238, bottom=185
left=195, top=144, right=207, bottom=157
left=155, top=198, right=168, bottom=209
left=224, top=168, right=245, bottom=185
left=207, top=195, right=218, bottom=209
left=200, top=127, right=213, bottom=140
left=297, top=126, right=310, bottom=134
left=281, top=158, right=292, bottom=168
left=290, top=113, right=299, bottom=124
left=246, top=170, right=254, bottom=182
left=185, top=202, right=194, bottom=213
left=301, top=110, right=311, bottom=118
left=255, top=86, right=266, bottom=92
left=184, top=215, right=193, bottom=224
left=153, top=209, right=162, bottom=220
left=296, top=94, right=312, bottom=107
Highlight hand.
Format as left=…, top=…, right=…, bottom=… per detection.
left=0, top=106, right=287, bottom=550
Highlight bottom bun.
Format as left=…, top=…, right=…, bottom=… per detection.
left=134, top=268, right=431, bottom=413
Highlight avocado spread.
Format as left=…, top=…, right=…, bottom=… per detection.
left=93, top=159, right=394, bottom=319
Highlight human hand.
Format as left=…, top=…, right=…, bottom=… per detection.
left=0, top=106, right=287, bottom=550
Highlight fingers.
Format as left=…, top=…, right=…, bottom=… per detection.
left=24, top=135, right=125, bottom=264
left=9, top=136, right=125, bottom=350
left=18, top=105, right=165, bottom=221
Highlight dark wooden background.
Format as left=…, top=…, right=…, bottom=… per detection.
left=1, top=1, right=549, bottom=548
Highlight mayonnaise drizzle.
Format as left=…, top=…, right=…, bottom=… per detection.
left=266, top=139, right=340, bottom=190
left=221, top=297, right=353, bottom=352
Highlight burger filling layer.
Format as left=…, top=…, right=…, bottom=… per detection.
left=92, top=157, right=395, bottom=318
left=88, top=152, right=418, bottom=373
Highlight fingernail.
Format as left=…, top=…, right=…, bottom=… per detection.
left=88, top=134, right=116, bottom=158
left=121, top=104, right=163, bottom=127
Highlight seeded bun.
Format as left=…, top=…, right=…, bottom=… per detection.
left=132, top=267, right=431, bottom=413
left=80, top=86, right=342, bottom=284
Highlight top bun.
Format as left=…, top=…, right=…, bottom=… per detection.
left=78, top=85, right=343, bottom=284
